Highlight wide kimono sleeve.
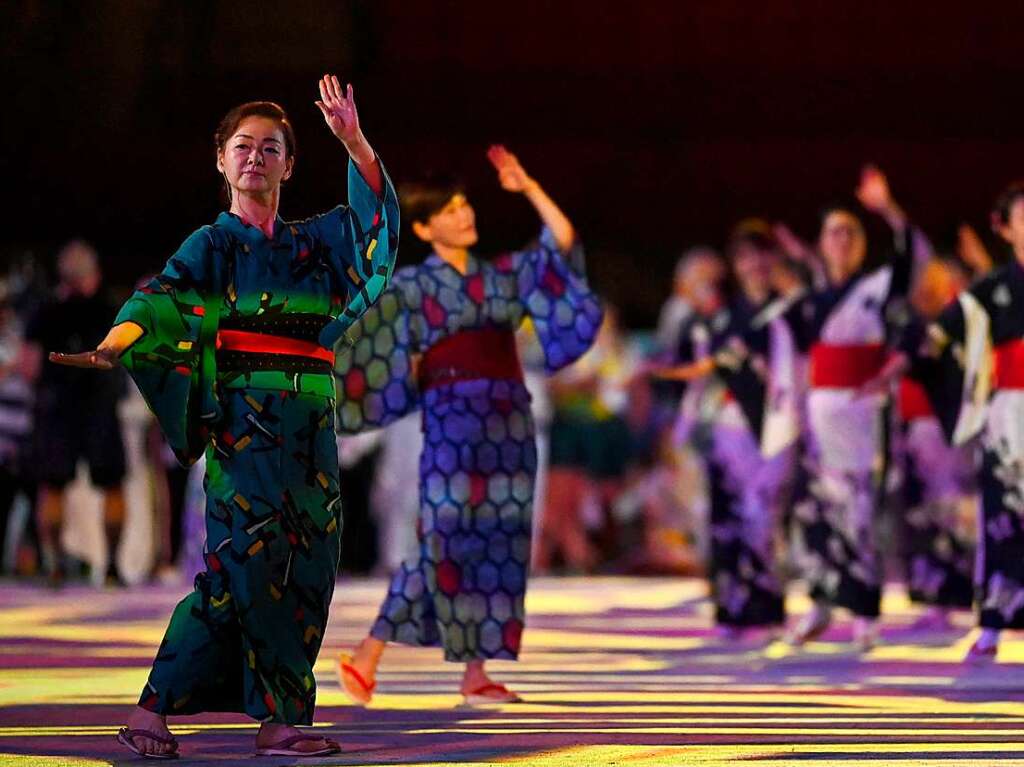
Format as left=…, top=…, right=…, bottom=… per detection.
left=905, top=289, right=991, bottom=445
left=333, top=272, right=423, bottom=434
left=303, top=158, right=401, bottom=349
left=114, top=228, right=221, bottom=467
left=498, top=227, right=603, bottom=372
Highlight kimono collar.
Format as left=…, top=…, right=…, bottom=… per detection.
left=215, top=211, right=290, bottom=247
left=426, top=250, right=482, bottom=277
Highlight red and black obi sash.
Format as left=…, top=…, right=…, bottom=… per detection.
left=216, top=313, right=334, bottom=375
left=418, top=327, right=524, bottom=391
left=898, top=378, right=933, bottom=421
left=809, top=343, right=888, bottom=389
left=995, top=339, right=1024, bottom=390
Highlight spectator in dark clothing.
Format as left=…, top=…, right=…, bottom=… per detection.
left=22, top=240, right=127, bottom=586
left=0, top=288, right=36, bottom=573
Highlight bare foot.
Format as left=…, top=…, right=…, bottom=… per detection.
left=123, top=706, right=176, bottom=757
left=256, top=723, right=339, bottom=754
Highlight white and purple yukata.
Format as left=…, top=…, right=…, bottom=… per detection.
left=777, top=224, right=924, bottom=618
left=676, top=297, right=803, bottom=628
left=908, top=259, right=1024, bottom=630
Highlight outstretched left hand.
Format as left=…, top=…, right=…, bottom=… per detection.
left=487, top=145, right=537, bottom=194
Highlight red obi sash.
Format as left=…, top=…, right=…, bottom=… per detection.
left=809, top=343, right=887, bottom=389
left=995, top=339, right=1024, bottom=389
left=419, top=328, right=523, bottom=390
left=898, top=378, right=933, bottom=421
left=215, top=329, right=335, bottom=364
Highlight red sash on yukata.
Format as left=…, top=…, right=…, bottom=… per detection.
left=994, top=339, right=1024, bottom=389
left=899, top=378, right=933, bottom=421
left=809, top=343, right=887, bottom=388
left=418, top=327, right=524, bottom=390
left=216, top=329, right=336, bottom=363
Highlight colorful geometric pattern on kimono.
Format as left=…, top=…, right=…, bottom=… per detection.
left=116, top=159, right=399, bottom=724
left=335, top=229, right=601, bottom=662
left=116, top=159, right=399, bottom=465
left=334, top=227, right=602, bottom=432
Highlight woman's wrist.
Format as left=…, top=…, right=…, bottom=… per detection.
left=343, top=132, right=375, bottom=166
left=521, top=177, right=541, bottom=197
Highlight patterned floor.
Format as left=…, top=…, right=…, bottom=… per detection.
left=2, top=576, right=1024, bottom=766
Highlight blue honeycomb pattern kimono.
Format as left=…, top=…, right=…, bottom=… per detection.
left=335, top=228, right=601, bottom=661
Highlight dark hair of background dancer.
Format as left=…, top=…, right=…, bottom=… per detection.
left=398, top=176, right=465, bottom=257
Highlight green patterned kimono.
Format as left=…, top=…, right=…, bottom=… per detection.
left=117, top=160, right=398, bottom=724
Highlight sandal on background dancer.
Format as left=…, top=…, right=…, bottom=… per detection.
left=338, top=638, right=524, bottom=707
left=787, top=602, right=879, bottom=652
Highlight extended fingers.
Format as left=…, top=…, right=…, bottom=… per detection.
left=49, top=350, right=114, bottom=369
left=330, top=75, right=347, bottom=105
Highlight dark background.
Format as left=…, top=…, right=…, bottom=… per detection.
left=5, top=1, right=1024, bottom=325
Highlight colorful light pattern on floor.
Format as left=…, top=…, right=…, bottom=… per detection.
left=1, top=577, right=1024, bottom=765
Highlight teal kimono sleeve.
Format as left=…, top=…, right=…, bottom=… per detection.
left=333, top=275, right=422, bottom=434
left=314, top=158, right=401, bottom=349
left=497, top=227, right=603, bottom=372
left=115, top=228, right=221, bottom=466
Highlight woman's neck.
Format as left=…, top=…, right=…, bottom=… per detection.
left=434, top=243, right=470, bottom=275
left=741, top=282, right=770, bottom=307
left=230, top=189, right=280, bottom=239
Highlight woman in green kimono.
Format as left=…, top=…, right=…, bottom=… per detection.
left=50, top=75, right=399, bottom=759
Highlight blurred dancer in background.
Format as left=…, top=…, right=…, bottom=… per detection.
left=869, top=182, right=1024, bottom=660
left=0, top=287, right=35, bottom=575
left=894, top=257, right=977, bottom=632
left=335, top=146, right=601, bottom=706
left=656, top=220, right=803, bottom=637
left=780, top=167, right=927, bottom=650
left=23, top=240, right=127, bottom=587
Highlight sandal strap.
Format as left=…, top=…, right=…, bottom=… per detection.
left=467, top=683, right=510, bottom=697
left=340, top=662, right=376, bottom=693
left=265, top=733, right=332, bottom=750
left=119, top=727, right=179, bottom=747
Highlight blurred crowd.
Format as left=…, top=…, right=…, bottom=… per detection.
left=0, top=164, right=1017, bottom=659
left=0, top=240, right=703, bottom=587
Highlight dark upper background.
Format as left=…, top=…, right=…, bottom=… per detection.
left=5, top=1, right=1024, bottom=325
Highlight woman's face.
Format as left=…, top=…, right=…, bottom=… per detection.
left=413, top=193, right=479, bottom=250
left=819, top=210, right=867, bottom=284
left=217, top=116, right=294, bottom=200
left=684, top=256, right=726, bottom=316
left=732, top=242, right=776, bottom=300
left=998, top=198, right=1024, bottom=258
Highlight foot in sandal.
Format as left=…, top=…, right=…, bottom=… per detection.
left=460, top=660, right=522, bottom=706
left=255, top=723, right=341, bottom=757
left=117, top=707, right=178, bottom=759
left=337, top=637, right=384, bottom=705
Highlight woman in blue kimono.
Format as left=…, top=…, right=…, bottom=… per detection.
left=50, top=75, right=399, bottom=758
left=334, top=146, right=602, bottom=706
